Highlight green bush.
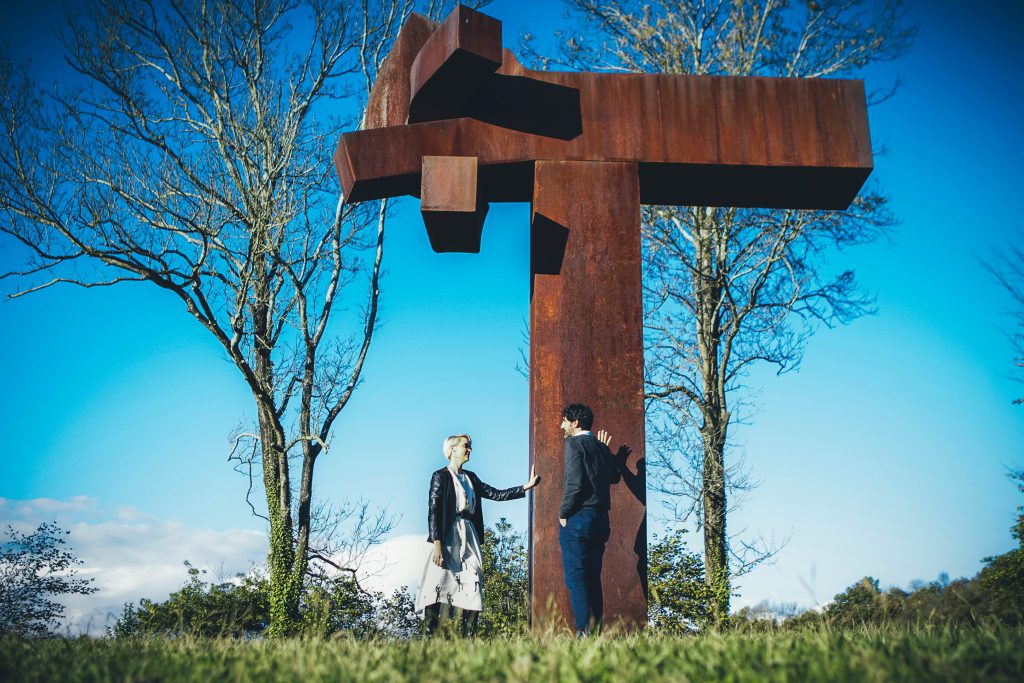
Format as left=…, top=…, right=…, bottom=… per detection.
left=977, top=469, right=1024, bottom=624
left=647, top=530, right=712, bottom=633
left=0, top=522, right=97, bottom=638
left=110, top=562, right=269, bottom=638
left=297, top=575, right=419, bottom=639
left=479, top=518, right=529, bottom=638
left=110, top=562, right=418, bottom=639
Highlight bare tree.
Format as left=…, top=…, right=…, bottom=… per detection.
left=0, top=0, right=422, bottom=636
left=986, top=231, right=1024, bottom=405
left=538, top=0, right=915, bottom=624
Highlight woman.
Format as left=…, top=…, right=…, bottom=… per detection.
left=414, top=433, right=540, bottom=636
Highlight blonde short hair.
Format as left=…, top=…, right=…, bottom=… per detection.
left=443, top=434, right=472, bottom=459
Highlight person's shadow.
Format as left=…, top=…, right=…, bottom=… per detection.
left=611, top=444, right=645, bottom=505
left=610, top=443, right=648, bottom=598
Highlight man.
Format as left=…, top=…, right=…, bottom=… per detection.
left=558, top=403, right=613, bottom=635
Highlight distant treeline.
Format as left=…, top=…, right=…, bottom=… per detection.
left=736, top=468, right=1024, bottom=631
left=107, top=465, right=1024, bottom=639
left=5, top=471, right=1019, bottom=640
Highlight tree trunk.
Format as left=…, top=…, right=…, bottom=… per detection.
left=696, top=211, right=730, bottom=625
left=259, top=401, right=302, bottom=637
left=252, top=264, right=303, bottom=637
left=701, top=410, right=729, bottom=625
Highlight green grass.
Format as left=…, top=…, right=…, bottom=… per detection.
left=2, top=626, right=1023, bottom=682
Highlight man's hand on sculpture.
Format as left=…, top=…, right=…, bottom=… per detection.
left=524, top=465, right=541, bottom=490
left=432, top=541, right=444, bottom=567
left=597, top=429, right=612, bottom=447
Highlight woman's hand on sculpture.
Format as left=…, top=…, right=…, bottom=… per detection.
left=597, top=429, right=612, bottom=447
left=523, top=465, right=541, bottom=490
left=432, top=540, right=444, bottom=567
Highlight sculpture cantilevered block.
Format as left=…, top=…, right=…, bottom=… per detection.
left=334, top=4, right=872, bottom=631
left=420, top=155, right=488, bottom=253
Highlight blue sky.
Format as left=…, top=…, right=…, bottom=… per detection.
left=2, top=0, right=1023, bottom=630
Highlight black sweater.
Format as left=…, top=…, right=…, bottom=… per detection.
left=559, top=433, right=613, bottom=518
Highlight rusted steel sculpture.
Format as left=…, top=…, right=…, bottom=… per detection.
left=334, top=5, right=872, bottom=631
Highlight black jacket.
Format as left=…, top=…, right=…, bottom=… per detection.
left=559, top=433, right=613, bottom=518
left=427, top=467, right=524, bottom=544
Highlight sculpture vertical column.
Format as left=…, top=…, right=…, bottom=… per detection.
left=529, top=160, right=648, bottom=631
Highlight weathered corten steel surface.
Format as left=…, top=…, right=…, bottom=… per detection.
left=360, top=14, right=436, bottom=130
left=530, top=160, right=647, bottom=631
left=408, top=6, right=503, bottom=124
left=333, top=3, right=874, bottom=633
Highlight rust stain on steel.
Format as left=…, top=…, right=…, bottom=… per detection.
left=333, top=3, right=874, bottom=632
left=530, top=160, right=647, bottom=631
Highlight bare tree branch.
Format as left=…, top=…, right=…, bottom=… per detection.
left=984, top=229, right=1024, bottom=405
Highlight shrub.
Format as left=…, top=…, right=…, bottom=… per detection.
left=0, top=522, right=97, bottom=637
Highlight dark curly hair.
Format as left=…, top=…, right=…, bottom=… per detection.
left=562, top=403, right=594, bottom=430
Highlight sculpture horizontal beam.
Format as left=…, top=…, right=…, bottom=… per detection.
left=337, top=70, right=871, bottom=209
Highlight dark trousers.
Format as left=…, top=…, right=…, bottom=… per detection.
left=423, top=603, right=479, bottom=637
left=558, top=507, right=610, bottom=635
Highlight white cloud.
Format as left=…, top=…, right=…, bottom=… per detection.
left=356, top=533, right=433, bottom=597
left=2, top=495, right=100, bottom=525
left=1, top=497, right=266, bottom=635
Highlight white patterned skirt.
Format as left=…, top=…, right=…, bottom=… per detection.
left=413, top=517, right=484, bottom=613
